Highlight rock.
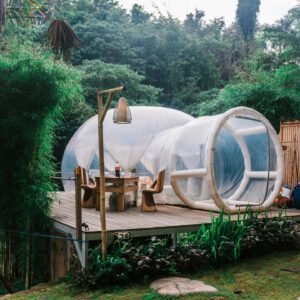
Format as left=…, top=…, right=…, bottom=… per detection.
left=233, top=289, right=243, bottom=294
left=30, top=283, right=49, bottom=291
left=0, top=282, right=49, bottom=299
left=150, top=277, right=218, bottom=296
left=281, top=266, right=300, bottom=273
left=0, top=294, right=12, bottom=299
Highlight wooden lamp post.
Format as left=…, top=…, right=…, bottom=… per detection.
left=97, top=86, right=131, bottom=260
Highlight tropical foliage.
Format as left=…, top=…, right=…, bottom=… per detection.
left=72, top=209, right=299, bottom=288
left=0, top=42, right=83, bottom=287
left=236, top=0, right=260, bottom=43
left=1, top=0, right=300, bottom=290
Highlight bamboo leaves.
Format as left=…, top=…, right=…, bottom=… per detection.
left=0, top=43, right=83, bottom=286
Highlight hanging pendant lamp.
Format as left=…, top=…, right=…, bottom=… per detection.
left=113, top=97, right=132, bottom=124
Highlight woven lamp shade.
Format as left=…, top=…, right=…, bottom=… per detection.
left=113, top=97, right=132, bottom=124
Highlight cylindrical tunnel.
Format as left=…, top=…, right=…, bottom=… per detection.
left=169, top=107, right=284, bottom=213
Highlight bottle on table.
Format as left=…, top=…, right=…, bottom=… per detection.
left=115, top=161, right=121, bottom=177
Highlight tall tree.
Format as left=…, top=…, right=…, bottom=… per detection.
left=183, top=9, right=205, bottom=33
left=263, top=5, right=300, bottom=65
left=130, top=4, right=151, bottom=24
left=0, top=0, right=7, bottom=31
left=236, top=0, right=260, bottom=45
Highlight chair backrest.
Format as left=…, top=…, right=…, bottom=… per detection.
left=155, top=170, right=165, bottom=193
left=74, top=166, right=89, bottom=186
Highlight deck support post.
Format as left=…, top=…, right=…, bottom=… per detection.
left=81, top=240, right=89, bottom=269
left=66, top=239, right=71, bottom=271
left=74, top=168, right=82, bottom=246
left=73, top=234, right=89, bottom=269
left=171, top=233, right=177, bottom=247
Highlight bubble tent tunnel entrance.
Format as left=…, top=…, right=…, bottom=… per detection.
left=62, top=106, right=284, bottom=213
left=168, top=107, right=284, bottom=213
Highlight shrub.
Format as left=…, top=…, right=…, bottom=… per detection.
left=74, top=252, right=132, bottom=288
left=197, top=64, right=300, bottom=132
left=0, top=40, right=83, bottom=285
left=241, top=210, right=299, bottom=255
left=115, top=237, right=176, bottom=279
left=78, top=59, right=162, bottom=108
left=72, top=209, right=299, bottom=287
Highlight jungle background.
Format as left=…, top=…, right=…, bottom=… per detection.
left=3, top=0, right=300, bottom=163
left=1, top=0, right=300, bottom=290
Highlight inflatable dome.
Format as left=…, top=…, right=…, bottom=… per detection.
left=62, top=106, right=283, bottom=213
left=142, top=107, right=284, bottom=213
left=61, top=106, right=194, bottom=190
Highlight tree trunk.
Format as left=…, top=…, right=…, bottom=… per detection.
left=0, top=0, right=7, bottom=32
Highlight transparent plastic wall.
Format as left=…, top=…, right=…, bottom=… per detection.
left=165, top=107, right=284, bottom=213
left=62, top=105, right=283, bottom=213
left=61, top=106, right=194, bottom=191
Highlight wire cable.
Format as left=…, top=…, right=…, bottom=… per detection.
left=0, top=228, right=89, bottom=243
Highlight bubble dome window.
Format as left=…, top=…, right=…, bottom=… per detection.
left=62, top=106, right=283, bottom=213
left=61, top=106, right=194, bottom=190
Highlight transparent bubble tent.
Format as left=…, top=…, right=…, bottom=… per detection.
left=62, top=106, right=284, bottom=213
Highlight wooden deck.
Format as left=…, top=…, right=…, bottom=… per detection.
left=51, top=192, right=300, bottom=242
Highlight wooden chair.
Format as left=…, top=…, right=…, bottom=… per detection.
left=141, top=170, right=165, bottom=212
left=75, top=166, right=96, bottom=208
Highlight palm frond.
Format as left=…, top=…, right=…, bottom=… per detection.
left=48, top=19, right=79, bottom=62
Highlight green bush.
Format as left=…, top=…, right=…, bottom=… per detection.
left=241, top=210, right=299, bottom=254
left=0, top=40, right=83, bottom=284
left=78, top=59, right=162, bottom=108
left=198, top=81, right=299, bottom=131
left=114, top=237, right=176, bottom=279
left=0, top=289, right=6, bottom=296
left=184, top=88, right=220, bottom=116
left=54, top=99, right=94, bottom=163
left=74, top=252, right=132, bottom=288
left=196, top=210, right=245, bottom=261
left=197, top=65, right=300, bottom=132
left=73, top=209, right=299, bottom=287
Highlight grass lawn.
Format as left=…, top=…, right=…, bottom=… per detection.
left=4, top=250, right=300, bottom=300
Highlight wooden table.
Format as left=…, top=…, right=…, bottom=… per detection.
left=95, top=176, right=139, bottom=212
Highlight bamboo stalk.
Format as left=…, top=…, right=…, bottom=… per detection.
left=25, top=219, right=32, bottom=289
left=97, top=86, right=125, bottom=96
left=97, top=93, right=107, bottom=260
left=100, top=92, right=114, bottom=124
left=75, top=168, right=82, bottom=243
left=96, top=87, right=126, bottom=260
left=0, top=234, right=3, bottom=276
left=4, top=233, right=8, bottom=279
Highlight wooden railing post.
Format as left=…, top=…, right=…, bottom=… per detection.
left=74, top=167, right=82, bottom=243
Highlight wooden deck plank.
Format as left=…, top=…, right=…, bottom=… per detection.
left=52, top=193, right=212, bottom=229
left=51, top=192, right=300, bottom=241
left=55, top=203, right=211, bottom=230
